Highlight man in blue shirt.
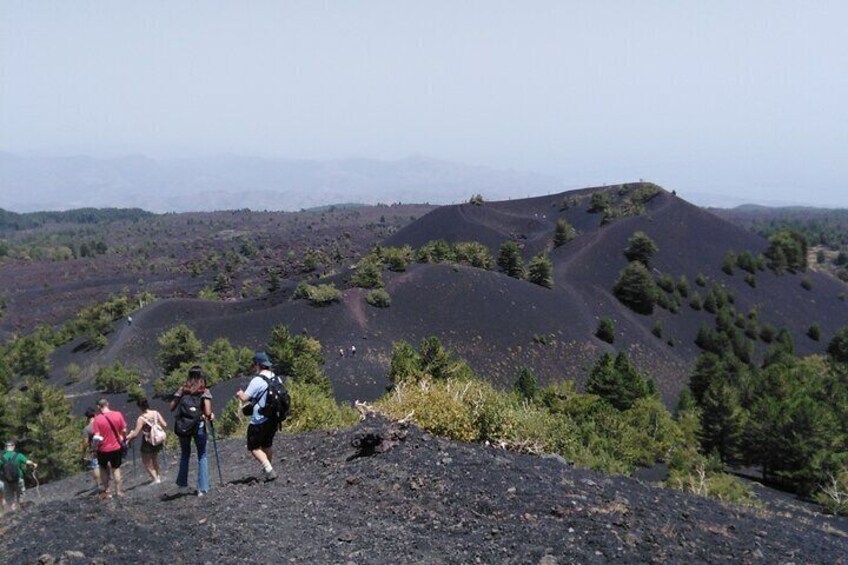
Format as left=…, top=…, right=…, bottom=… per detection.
left=235, top=352, right=280, bottom=482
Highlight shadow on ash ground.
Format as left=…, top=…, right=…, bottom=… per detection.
left=2, top=415, right=846, bottom=564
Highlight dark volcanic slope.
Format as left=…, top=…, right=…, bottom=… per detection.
left=48, top=185, right=848, bottom=410
left=2, top=416, right=845, bottom=564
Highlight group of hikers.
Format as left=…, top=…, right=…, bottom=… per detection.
left=2, top=351, right=288, bottom=509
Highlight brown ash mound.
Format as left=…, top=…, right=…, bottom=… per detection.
left=3, top=415, right=846, bottom=564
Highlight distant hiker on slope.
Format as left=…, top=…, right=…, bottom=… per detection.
left=1, top=440, right=37, bottom=512
left=92, top=399, right=128, bottom=499
left=126, top=397, right=168, bottom=485
left=235, top=352, right=284, bottom=482
left=170, top=366, right=214, bottom=496
left=82, top=407, right=101, bottom=492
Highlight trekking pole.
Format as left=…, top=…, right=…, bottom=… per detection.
left=208, top=420, right=224, bottom=486
left=31, top=467, right=42, bottom=501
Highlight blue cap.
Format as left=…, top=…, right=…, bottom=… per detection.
left=253, top=351, right=273, bottom=368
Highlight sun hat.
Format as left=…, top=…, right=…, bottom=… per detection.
left=253, top=351, right=273, bottom=368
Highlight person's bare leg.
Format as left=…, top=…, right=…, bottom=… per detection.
left=151, top=452, right=161, bottom=482
left=100, top=464, right=111, bottom=496
left=251, top=448, right=270, bottom=466
left=142, top=453, right=156, bottom=481
left=113, top=467, right=123, bottom=496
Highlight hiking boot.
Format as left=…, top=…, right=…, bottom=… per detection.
left=197, top=491, right=205, bottom=497
left=264, top=468, right=278, bottom=482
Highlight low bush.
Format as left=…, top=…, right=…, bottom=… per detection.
left=366, top=288, right=391, bottom=308
left=93, top=362, right=141, bottom=393
left=285, top=380, right=359, bottom=432
left=294, top=282, right=342, bottom=306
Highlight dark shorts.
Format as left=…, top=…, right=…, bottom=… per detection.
left=97, top=449, right=124, bottom=469
left=140, top=440, right=164, bottom=455
left=247, top=420, right=278, bottom=451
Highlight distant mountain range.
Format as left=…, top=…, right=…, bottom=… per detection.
left=0, top=152, right=563, bottom=213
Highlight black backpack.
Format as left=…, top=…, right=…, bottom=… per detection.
left=2, top=453, right=20, bottom=484
left=174, top=393, right=203, bottom=437
left=259, top=375, right=291, bottom=427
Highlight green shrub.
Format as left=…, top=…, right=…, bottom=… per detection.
left=595, top=318, right=615, bottom=344
left=497, top=241, right=525, bottom=279
left=416, top=240, right=456, bottom=263
left=216, top=398, right=250, bottom=438
left=667, top=456, right=758, bottom=506
left=513, top=367, right=540, bottom=401
left=722, top=251, right=736, bottom=275
left=553, top=219, right=576, bottom=247
left=293, top=283, right=342, bottom=306
left=624, top=231, right=658, bottom=267
left=807, top=323, right=821, bottom=341
left=351, top=256, right=384, bottom=288
left=586, top=352, right=654, bottom=411
left=65, top=363, right=81, bottom=384
left=382, top=246, right=413, bottom=272
left=695, top=274, right=707, bottom=287
left=527, top=253, right=553, bottom=288
left=759, top=323, right=777, bottom=343
left=366, top=288, right=391, bottom=308
left=676, top=275, right=690, bottom=297
left=454, top=241, right=493, bottom=269
left=652, top=320, right=663, bottom=338
left=93, top=362, right=141, bottom=393
left=689, top=292, right=703, bottom=311
left=801, top=277, right=813, bottom=291
left=157, top=324, right=203, bottom=374
left=376, top=378, right=483, bottom=442
left=656, top=274, right=675, bottom=293
left=284, top=380, right=359, bottom=432
left=613, top=262, right=658, bottom=315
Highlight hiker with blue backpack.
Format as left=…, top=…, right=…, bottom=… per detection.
left=235, top=352, right=290, bottom=482
left=169, top=366, right=214, bottom=496
left=2, top=439, right=38, bottom=512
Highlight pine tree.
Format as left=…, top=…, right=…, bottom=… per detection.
left=156, top=324, right=203, bottom=374
left=553, top=219, right=575, bottom=247
left=514, top=367, right=540, bottom=400
left=700, top=381, right=745, bottom=465
left=623, top=231, right=658, bottom=267
left=10, top=380, right=83, bottom=482
left=497, top=241, right=525, bottom=279
left=527, top=253, right=554, bottom=288
left=586, top=352, right=652, bottom=410
left=613, top=262, right=657, bottom=315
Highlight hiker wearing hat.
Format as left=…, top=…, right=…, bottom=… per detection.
left=91, top=398, right=128, bottom=499
left=235, top=352, right=281, bottom=482
left=1, top=440, right=37, bottom=512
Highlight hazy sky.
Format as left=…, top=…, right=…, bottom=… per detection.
left=2, top=1, right=847, bottom=206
